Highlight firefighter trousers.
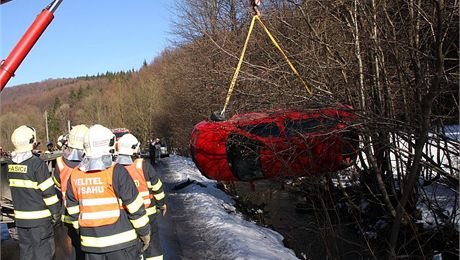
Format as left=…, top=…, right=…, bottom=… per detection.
left=143, top=215, right=163, bottom=260
left=17, top=222, right=55, bottom=260
left=64, top=223, right=85, bottom=260
left=84, top=244, right=138, bottom=260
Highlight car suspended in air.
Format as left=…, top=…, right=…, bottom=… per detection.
left=190, top=107, right=360, bottom=182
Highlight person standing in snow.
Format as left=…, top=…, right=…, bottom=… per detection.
left=116, top=133, right=167, bottom=260
left=154, top=138, right=162, bottom=164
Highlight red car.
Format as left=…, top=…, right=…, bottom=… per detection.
left=190, top=107, right=359, bottom=181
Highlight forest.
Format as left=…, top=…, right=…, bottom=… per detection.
left=0, top=0, right=458, bottom=258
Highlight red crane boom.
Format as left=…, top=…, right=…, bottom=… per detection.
left=0, top=0, right=62, bottom=91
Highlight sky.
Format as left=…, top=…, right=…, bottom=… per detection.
left=1, top=0, right=176, bottom=87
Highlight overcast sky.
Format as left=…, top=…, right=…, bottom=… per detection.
left=1, top=0, right=175, bottom=87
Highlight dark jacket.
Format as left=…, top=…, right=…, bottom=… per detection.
left=7, top=155, right=61, bottom=227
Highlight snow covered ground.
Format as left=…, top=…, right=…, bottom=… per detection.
left=157, top=155, right=299, bottom=260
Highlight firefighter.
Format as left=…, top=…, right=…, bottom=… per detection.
left=65, top=124, right=150, bottom=260
left=154, top=138, right=162, bottom=163
left=7, top=125, right=61, bottom=260
left=52, top=124, right=88, bottom=260
left=56, top=134, right=69, bottom=150
left=116, top=133, right=167, bottom=260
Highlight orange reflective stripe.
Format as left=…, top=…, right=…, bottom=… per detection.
left=124, top=159, right=151, bottom=208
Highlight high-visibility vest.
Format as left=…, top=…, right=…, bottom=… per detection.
left=56, top=156, right=75, bottom=223
left=56, top=157, right=73, bottom=197
left=124, top=159, right=151, bottom=208
left=70, top=166, right=120, bottom=227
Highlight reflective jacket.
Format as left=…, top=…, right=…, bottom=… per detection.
left=123, top=158, right=165, bottom=218
left=66, top=163, right=149, bottom=253
left=55, top=156, right=74, bottom=196
left=53, top=156, right=80, bottom=224
left=70, top=166, right=120, bottom=227
left=124, top=159, right=151, bottom=209
left=7, top=155, right=60, bottom=227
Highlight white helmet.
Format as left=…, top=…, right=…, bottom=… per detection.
left=68, top=124, right=88, bottom=150
left=56, top=134, right=68, bottom=150
left=117, top=133, right=140, bottom=156
left=83, top=124, right=115, bottom=158
left=11, top=125, right=36, bottom=153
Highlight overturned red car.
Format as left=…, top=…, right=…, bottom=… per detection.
left=190, top=107, right=360, bottom=181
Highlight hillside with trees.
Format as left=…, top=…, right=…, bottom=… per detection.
left=0, top=0, right=458, bottom=258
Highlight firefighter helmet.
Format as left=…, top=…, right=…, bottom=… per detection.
left=117, top=133, right=140, bottom=156
left=56, top=134, right=68, bottom=150
left=68, top=124, right=88, bottom=150
left=83, top=124, right=115, bottom=158
left=11, top=125, right=36, bottom=153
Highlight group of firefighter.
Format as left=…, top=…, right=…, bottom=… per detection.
left=6, top=124, right=166, bottom=260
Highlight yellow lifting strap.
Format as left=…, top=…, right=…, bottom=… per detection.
left=220, top=15, right=313, bottom=116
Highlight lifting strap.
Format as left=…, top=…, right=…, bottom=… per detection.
left=220, top=15, right=313, bottom=116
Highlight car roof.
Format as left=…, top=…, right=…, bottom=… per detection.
left=227, top=108, right=354, bottom=125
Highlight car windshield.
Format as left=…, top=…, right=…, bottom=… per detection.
left=239, top=122, right=280, bottom=137
left=285, top=118, right=322, bottom=136
left=285, top=117, right=342, bottom=136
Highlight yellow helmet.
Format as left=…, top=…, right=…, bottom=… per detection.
left=11, top=125, right=36, bottom=153
left=68, top=124, right=88, bottom=150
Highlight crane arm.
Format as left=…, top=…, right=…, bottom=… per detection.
left=0, top=0, right=63, bottom=91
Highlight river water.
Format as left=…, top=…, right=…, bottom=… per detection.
left=230, top=180, right=375, bottom=260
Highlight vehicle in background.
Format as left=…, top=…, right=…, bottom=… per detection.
left=139, top=150, right=150, bottom=158
left=112, top=128, right=130, bottom=156
left=190, top=107, right=360, bottom=182
left=442, top=125, right=460, bottom=142
left=112, top=128, right=130, bottom=141
left=160, top=144, right=169, bottom=157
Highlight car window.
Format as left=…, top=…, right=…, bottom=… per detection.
left=323, top=118, right=339, bottom=128
left=240, top=123, right=280, bottom=137
left=285, top=118, right=322, bottom=136
left=226, top=134, right=264, bottom=181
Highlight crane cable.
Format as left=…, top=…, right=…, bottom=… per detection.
left=220, top=15, right=313, bottom=117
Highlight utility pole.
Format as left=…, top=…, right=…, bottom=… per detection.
left=44, top=110, right=49, bottom=142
